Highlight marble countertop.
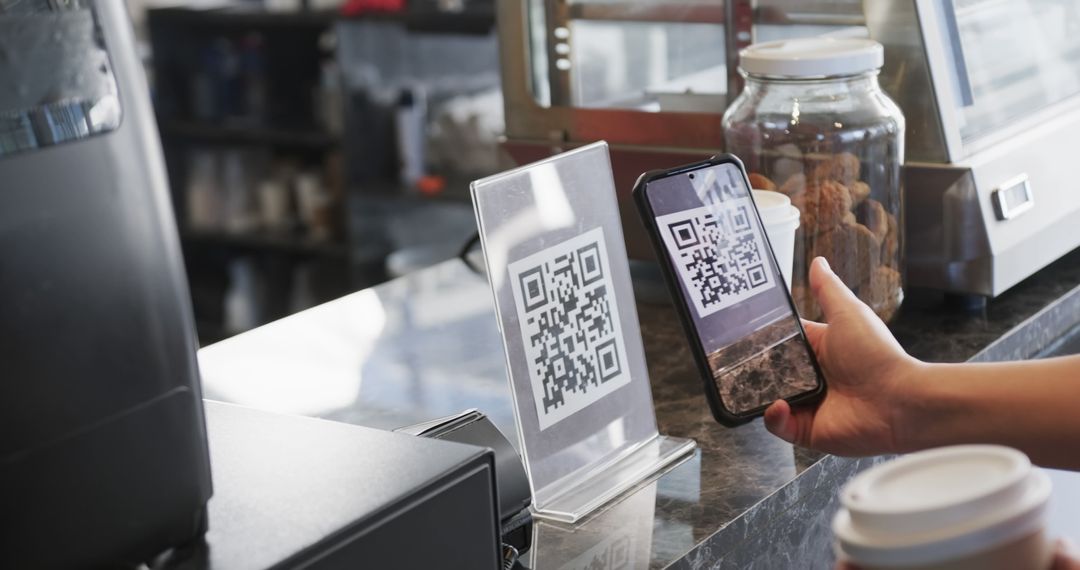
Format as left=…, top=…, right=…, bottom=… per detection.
left=198, top=247, right=1080, bottom=569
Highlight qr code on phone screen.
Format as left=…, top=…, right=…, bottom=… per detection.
left=656, top=197, right=775, bottom=318
left=508, top=227, right=631, bottom=430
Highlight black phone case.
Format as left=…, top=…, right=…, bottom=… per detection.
left=632, top=153, right=827, bottom=427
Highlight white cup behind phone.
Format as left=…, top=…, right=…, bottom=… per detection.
left=833, top=445, right=1053, bottom=570
left=751, top=189, right=800, bottom=291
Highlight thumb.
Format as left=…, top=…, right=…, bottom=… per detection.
left=809, top=257, right=864, bottom=322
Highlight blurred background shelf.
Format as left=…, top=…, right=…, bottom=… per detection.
left=146, top=5, right=495, bottom=34
left=150, top=5, right=351, bottom=344
left=144, top=3, right=502, bottom=344
left=344, top=9, right=496, bottom=35
left=180, top=228, right=349, bottom=258
left=160, top=121, right=341, bottom=149
left=147, top=7, right=338, bottom=29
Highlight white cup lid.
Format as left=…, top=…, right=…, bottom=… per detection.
left=833, top=445, right=1052, bottom=567
left=739, top=37, right=884, bottom=78
left=751, top=189, right=790, bottom=210
left=752, top=190, right=799, bottom=227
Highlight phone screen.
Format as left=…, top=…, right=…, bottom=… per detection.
left=644, top=162, right=822, bottom=416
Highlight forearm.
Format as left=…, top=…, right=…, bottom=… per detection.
left=898, top=355, right=1080, bottom=470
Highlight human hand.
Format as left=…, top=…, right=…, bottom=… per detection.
left=764, top=257, right=921, bottom=456
left=1052, top=538, right=1080, bottom=570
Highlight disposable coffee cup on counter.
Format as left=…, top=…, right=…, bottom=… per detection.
left=833, top=445, right=1053, bottom=570
left=751, top=189, right=800, bottom=291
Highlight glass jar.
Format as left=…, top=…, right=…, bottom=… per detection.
left=723, top=38, right=905, bottom=322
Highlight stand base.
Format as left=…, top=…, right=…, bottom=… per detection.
left=532, top=435, right=696, bottom=524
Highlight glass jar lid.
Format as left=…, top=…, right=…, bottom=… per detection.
left=739, top=38, right=884, bottom=79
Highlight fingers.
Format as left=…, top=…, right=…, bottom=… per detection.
left=765, top=399, right=817, bottom=448
left=764, top=400, right=795, bottom=443
left=809, top=257, right=864, bottom=322
left=1052, top=538, right=1080, bottom=570
left=764, top=399, right=813, bottom=446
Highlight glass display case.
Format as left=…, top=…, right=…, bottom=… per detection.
left=498, top=0, right=865, bottom=260
left=944, top=0, right=1080, bottom=150
left=511, top=0, right=864, bottom=115
left=867, top=0, right=1080, bottom=297
left=499, top=0, right=1080, bottom=299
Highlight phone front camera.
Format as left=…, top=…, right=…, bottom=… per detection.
left=689, top=173, right=695, bottom=179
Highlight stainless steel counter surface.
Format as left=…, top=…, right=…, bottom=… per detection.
left=201, top=260, right=516, bottom=438
left=199, top=248, right=1080, bottom=569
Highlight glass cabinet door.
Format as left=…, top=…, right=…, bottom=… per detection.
left=948, top=0, right=1080, bottom=145
left=524, top=0, right=864, bottom=112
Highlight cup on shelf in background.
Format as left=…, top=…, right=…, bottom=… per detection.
left=257, top=178, right=291, bottom=233
left=186, top=149, right=222, bottom=231
left=315, top=61, right=344, bottom=136
left=294, top=171, right=332, bottom=241
left=395, top=84, right=427, bottom=190
left=239, top=33, right=267, bottom=125
left=224, top=257, right=263, bottom=335
left=222, top=149, right=262, bottom=235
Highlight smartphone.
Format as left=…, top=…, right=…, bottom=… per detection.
left=633, top=154, right=826, bottom=427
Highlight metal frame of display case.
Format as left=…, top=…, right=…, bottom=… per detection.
left=867, top=0, right=1080, bottom=298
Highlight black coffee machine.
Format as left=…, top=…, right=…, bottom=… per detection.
left=0, top=1, right=212, bottom=567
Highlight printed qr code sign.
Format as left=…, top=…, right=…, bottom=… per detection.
left=656, top=197, right=776, bottom=319
left=508, top=227, right=631, bottom=431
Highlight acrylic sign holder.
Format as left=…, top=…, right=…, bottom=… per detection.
left=470, top=141, right=695, bottom=523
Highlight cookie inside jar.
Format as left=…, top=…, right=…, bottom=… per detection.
left=751, top=151, right=902, bottom=322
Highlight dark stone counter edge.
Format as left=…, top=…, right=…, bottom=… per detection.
left=663, top=283, right=1080, bottom=569
left=972, top=282, right=1080, bottom=363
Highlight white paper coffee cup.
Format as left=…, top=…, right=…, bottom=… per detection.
left=833, top=445, right=1053, bottom=570
left=752, top=189, right=800, bottom=291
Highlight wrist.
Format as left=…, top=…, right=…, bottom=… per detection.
left=889, top=358, right=941, bottom=454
